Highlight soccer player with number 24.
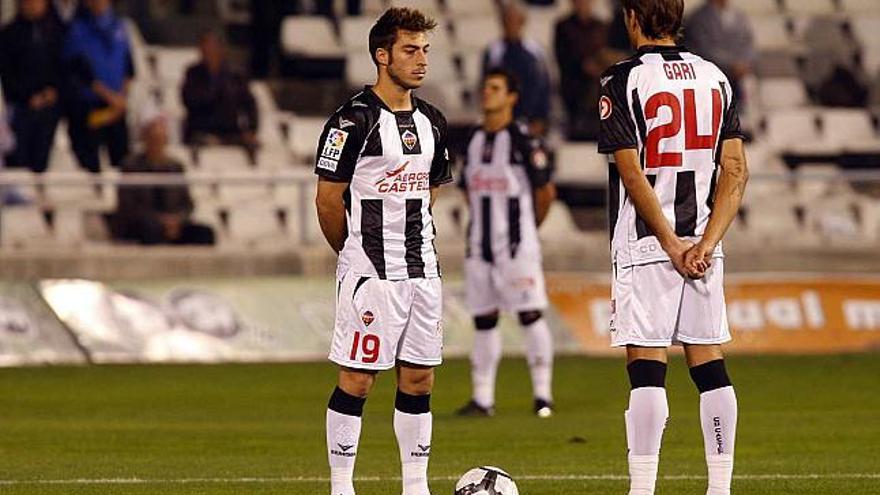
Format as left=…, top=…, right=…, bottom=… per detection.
left=597, top=1, right=749, bottom=494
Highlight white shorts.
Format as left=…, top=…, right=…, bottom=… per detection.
left=464, top=256, right=548, bottom=316
left=329, top=272, right=443, bottom=371
left=610, top=259, right=730, bottom=347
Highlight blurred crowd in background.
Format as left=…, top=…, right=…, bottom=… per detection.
left=0, top=0, right=879, bottom=249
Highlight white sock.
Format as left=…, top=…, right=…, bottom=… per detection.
left=522, top=317, right=553, bottom=402
left=471, top=328, right=502, bottom=408
left=394, top=409, right=432, bottom=495
left=625, top=387, right=669, bottom=495
left=327, top=409, right=361, bottom=495
left=700, top=386, right=737, bottom=495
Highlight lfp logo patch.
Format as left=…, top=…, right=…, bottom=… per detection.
left=321, top=128, right=349, bottom=160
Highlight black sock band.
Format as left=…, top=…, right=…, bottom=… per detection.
left=328, top=386, right=366, bottom=417
left=627, top=359, right=667, bottom=389
left=395, top=389, right=431, bottom=414
left=689, top=359, right=733, bottom=393
left=474, top=315, right=499, bottom=331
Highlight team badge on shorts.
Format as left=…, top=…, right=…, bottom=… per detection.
left=402, top=130, right=418, bottom=150
left=361, top=311, right=375, bottom=327
left=599, top=95, right=613, bottom=120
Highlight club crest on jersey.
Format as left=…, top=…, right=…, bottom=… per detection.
left=599, top=95, right=613, bottom=120
left=361, top=311, right=375, bottom=327
left=401, top=130, right=418, bottom=150
left=321, top=128, right=349, bottom=160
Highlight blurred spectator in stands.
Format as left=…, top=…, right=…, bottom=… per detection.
left=684, top=0, right=755, bottom=100
left=0, top=105, right=31, bottom=205
left=51, top=0, right=79, bottom=25
left=554, top=0, right=614, bottom=141
left=63, top=0, right=133, bottom=173
left=607, top=0, right=633, bottom=53
left=483, top=1, right=551, bottom=136
left=182, top=31, right=259, bottom=148
left=0, top=0, right=64, bottom=173
left=249, top=0, right=284, bottom=79
left=112, top=109, right=214, bottom=246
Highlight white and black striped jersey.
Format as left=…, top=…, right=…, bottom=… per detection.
left=598, top=45, right=744, bottom=268
left=314, top=88, right=453, bottom=280
left=460, top=123, right=552, bottom=262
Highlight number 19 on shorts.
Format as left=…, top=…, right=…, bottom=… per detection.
left=349, top=331, right=380, bottom=364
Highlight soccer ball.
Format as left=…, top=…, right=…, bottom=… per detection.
left=454, top=466, right=519, bottom=495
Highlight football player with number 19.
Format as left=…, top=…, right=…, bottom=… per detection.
left=314, top=8, right=452, bottom=495
left=597, top=1, right=748, bottom=494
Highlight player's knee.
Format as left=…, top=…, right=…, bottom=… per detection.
left=627, top=359, right=667, bottom=389
left=338, top=369, right=375, bottom=398
left=398, top=366, right=434, bottom=395
left=517, top=310, right=543, bottom=326
left=474, top=313, right=499, bottom=331
left=689, top=359, right=733, bottom=393
left=328, top=386, right=367, bottom=417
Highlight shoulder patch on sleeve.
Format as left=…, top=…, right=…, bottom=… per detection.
left=317, top=157, right=338, bottom=172
left=321, top=128, right=349, bottom=161
left=599, top=95, right=613, bottom=120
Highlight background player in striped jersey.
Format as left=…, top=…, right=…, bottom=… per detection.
left=455, top=69, right=557, bottom=418
left=598, top=1, right=748, bottom=494
left=313, top=8, right=452, bottom=495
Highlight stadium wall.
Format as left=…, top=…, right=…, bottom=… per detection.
left=0, top=274, right=878, bottom=366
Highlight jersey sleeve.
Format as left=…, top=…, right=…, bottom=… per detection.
left=428, top=110, right=453, bottom=187
left=597, top=69, right=638, bottom=154
left=313, top=106, right=369, bottom=182
left=522, top=135, right=553, bottom=188
left=720, top=84, right=745, bottom=141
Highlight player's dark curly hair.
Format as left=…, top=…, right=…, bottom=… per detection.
left=484, top=68, right=520, bottom=95
left=369, top=8, right=438, bottom=66
left=621, top=0, right=684, bottom=40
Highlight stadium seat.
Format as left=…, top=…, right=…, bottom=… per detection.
left=763, top=109, right=826, bottom=153
left=860, top=46, right=880, bottom=79
left=255, top=146, right=293, bottom=171
left=446, top=0, right=496, bottom=17
left=217, top=172, right=275, bottom=206
left=820, top=109, right=880, bottom=152
left=783, top=0, right=835, bottom=15
left=758, top=77, right=809, bottom=109
left=42, top=170, right=103, bottom=209
left=851, top=17, right=880, bottom=47
left=0, top=206, right=53, bottom=249
left=802, top=195, right=863, bottom=244
left=744, top=196, right=818, bottom=247
left=853, top=195, right=880, bottom=242
left=52, top=209, right=86, bottom=246
left=362, top=0, right=388, bottom=16
left=736, top=0, right=784, bottom=15
left=0, top=170, right=38, bottom=201
left=554, top=142, right=606, bottom=186
left=454, top=17, right=501, bottom=51
left=152, top=47, right=199, bottom=85
left=194, top=146, right=252, bottom=171
left=417, top=82, right=467, bottom=114
left=840, top=0, right=880, bottom=14
left=186, top=170, right=219, bottom=206
left=289, top=116, right=327, bottom=163
left=427, top=54, right=458, bottom=83
left=431, top=191, right=466, bottom=244
left=341, top=16, right=376, bottom=51
left=755, top=52, right=801, bottom=78
left=751, top=16, right=795, bottom=52
left=389, top=0, right=442, bottom=17
left=459, top=51, right=484, bottom=88
left=794, top=163, right=842, bottom=202
left=281, top=16, right=344, bottom=58
left=346, top=53, right=378, bottom=87
left=225, top=205, right=288, bottom=246
left=525, top=8, right=558, bottom=55
left=124, top=18, right=151, bottom=83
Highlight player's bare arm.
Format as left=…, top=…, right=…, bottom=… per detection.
left=315, top=177, right=348, bottom=253
left=685, top=138, right=749, bottom=272
left=533, top=183, right=556, bottom=226
left=613, top=148, right=702, bottom=278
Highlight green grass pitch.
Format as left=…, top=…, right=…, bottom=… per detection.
left=0, top=354, right=878, bottom=494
